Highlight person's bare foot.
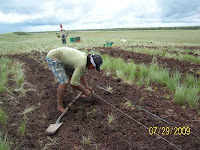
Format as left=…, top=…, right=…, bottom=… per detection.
left=57, top=106, right=65, bottom=113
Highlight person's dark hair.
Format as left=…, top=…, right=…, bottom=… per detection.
left=86, top=54, right=92, bottom=67
left=86, top=53, right=103, bottom=71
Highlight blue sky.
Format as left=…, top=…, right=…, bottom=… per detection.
left=0, top=0, right=199, bottom=33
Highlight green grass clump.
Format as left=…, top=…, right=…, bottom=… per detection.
left=183, top=74, right=197, bottom=88
left=174, top=85, right=186, bottom=105
left=167, top=71, right=181, bottom=91
left=81, top=133, right=92, bottom=146
left=0, top=57, right=28, bottom=95
left=185, top=86, right=199, bottom=108
left=124, top=100, right=135, bottom=110
left=86, top=108, right=96, bottom=120
left=0, top=109, right=7, bottom=124
left=107, top=113, right=116, bottom=125
left=174, top=85, right=199, bottom=108
left=0, top=134, right=10, bottom=150
left=123, top=61, right=137, bottom=82
left=0, top=57, right=12, bottom=93
left=18, top=120, right=26, bottom=136
left=14, top=62, right=25, bottom=86
left=0, top=72, right=8, bottom=93
left=178, top=54, right=200, bottom=64
left=148, top=63, right=170, bottom=86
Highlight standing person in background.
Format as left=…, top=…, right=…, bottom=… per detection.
left=60, top=24, right=67, bottom=45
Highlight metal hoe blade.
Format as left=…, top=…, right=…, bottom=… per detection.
left=45, top=122, right=63, bottom=136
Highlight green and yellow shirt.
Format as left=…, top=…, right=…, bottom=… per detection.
left=47, top=47, right=87, bottom=86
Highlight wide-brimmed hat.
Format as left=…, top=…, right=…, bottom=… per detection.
left=90, top=54, right=103, bottom=71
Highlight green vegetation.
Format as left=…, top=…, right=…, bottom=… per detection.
left=21, top=105, right=37, bottom=116
left=0, top=57, right=29, bottom=148
left=105, top=85, right=113, bottom=93
left=0, top=57, right=11, bottom=93
left=100, top=54, right=200, bottom=108
left=0, top=57, right=28, bottom=96
left=0, top=134, right=10, bottom=150
left=174, top=85, right=187, bottom=105
left=0, top=109, right=7, bottom=124
left=18, top=120, right=26, bottom=136
left=125, top=47, right=200, bottom=64
left=73, top=26, right=200, bottom=31
left=81, top=133, right=92, bottom=146
left=13, top=32, right=31, bottom=36
left=107, top=113, right=116, bottom=125
left=1, top=30, right=200, bottom=55
left=81, top=133, right=99, bottom=149
left=86, top=108, right=96, bottom=120
left=124, top=100, right=135, bottom=110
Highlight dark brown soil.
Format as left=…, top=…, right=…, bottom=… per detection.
left=126, top=45, right=200, bottom=57
left=128, top=45, right=200, bottom=51
left=0, top=52, right=200, bottom=150
left=89, top=47, right=200, bottom=78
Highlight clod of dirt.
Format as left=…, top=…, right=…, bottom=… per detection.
left=116, top=78, right=122, bottom=83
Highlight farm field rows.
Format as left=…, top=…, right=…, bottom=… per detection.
left=0, top=52, right=199, bottom=150
left=89, top=47, right=200, bottom=77
left=0, top=30, right=200, bottom=150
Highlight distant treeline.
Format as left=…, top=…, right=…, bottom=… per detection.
left=14, top=32, right=31, bottom=35
left=71, top=26, right=200, bottom=31
left=27, top=26, right=200, bottom=34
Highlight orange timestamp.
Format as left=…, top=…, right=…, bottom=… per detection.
left=149, top=126, right=191, bottom=136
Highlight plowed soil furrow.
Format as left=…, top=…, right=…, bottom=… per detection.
left=126, top=45, right=200, bottom=57
left=128, top=45, right=200, bottom=51
left=89, top=47, right=200, bottom=78
left=0, top=52, right=199, bottom=150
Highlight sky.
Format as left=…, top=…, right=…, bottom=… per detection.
left=0, top=0, right=200, bottom=33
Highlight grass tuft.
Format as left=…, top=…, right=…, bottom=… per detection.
left=81, top=133, right=92, bottom=146
left=107, top=113, right=116, bottom=125
left=0, top=134, right=10, bottom=150
left=185, top=86, right=199, bottom=109
left=0, top=109, right=7, bottom=124
left=21, top=105, right=37, bottom=115
left=174, top=85, right=186, bottom=105
left=18, top=120, right=26, bottom=136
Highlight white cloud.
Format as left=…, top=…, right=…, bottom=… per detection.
left=24, top=25, right=59, bottom=32
left=0, top=0, right=199, bottom=33
left=0, top=11, right=28, bottom=23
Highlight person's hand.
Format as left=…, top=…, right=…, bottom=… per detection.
left=86, top=86, right=93, bottom=92
left=81, top=89, right=91, bottom=98
left=84, top=89, right=91, bottom=96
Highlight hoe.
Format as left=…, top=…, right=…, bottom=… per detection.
left=45, top=92, right=82, bottom=135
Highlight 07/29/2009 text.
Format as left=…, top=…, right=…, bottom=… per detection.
left=149, top=127, right=190, bottom=136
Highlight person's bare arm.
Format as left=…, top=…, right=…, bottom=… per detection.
left=71, top=84, right=91, bottom=96
left=80, top=75, right=92, bottom=92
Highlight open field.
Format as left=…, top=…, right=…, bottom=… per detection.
left=1, top=30, right=200, bottom=55
left=0, top=30, right=200, bottom=150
